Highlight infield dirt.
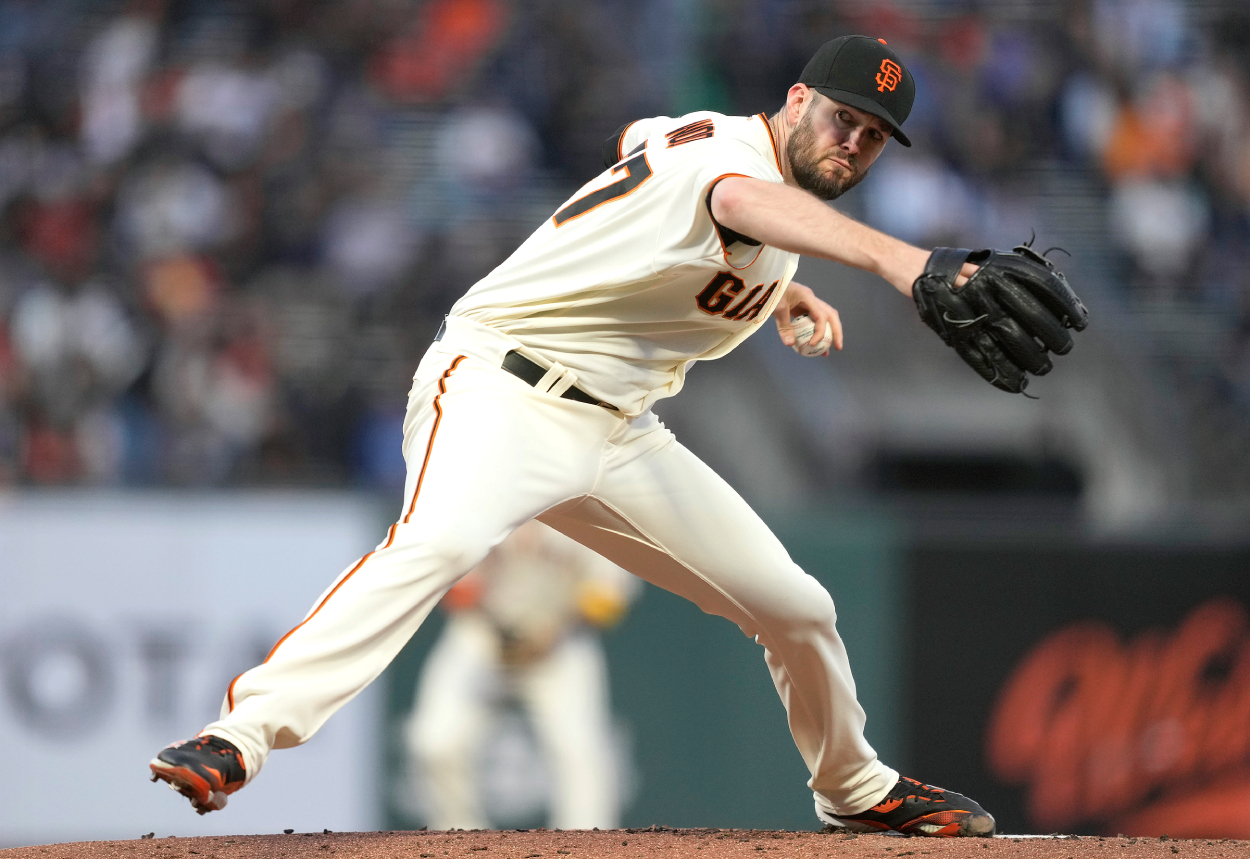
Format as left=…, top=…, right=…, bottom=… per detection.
left=3, top=829, right=1248, bottom=859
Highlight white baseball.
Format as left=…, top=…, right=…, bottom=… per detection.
left=789, top=313, right=834, bottom=357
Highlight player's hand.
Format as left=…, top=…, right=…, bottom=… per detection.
left=880, top=245, right=979, bottom=295
left=773, top=281, right=843, bottom=355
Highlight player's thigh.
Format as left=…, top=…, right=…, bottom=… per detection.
left=396, top=348, right=612, bottom=564
left=542, top=428, right=832, bottom=639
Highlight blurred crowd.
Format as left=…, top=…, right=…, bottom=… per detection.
left=0, top=0, right=1247, bottom=489
left=0, top=0, right=661, bottom=487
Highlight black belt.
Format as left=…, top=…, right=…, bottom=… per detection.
left=433, top=319, right=618, bottom=411
left=502, top=350, right=619, bottom=411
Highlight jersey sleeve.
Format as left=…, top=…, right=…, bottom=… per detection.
left=601, top=117, right=669, bottom=167
left=688, top=136, right=779, bottom=193
left=601, top=123, right=631, bottom=167
left=656, top=116, right=782, bottom=213
left=652, top=121, right=782, bottom=261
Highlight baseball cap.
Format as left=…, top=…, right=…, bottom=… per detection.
left=798, top=35, right=915, bottom=147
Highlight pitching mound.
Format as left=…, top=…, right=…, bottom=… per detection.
left=2, top=829, right=1245, bottom=859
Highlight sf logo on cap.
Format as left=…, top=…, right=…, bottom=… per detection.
left=876, top=59, right=902, bottom=92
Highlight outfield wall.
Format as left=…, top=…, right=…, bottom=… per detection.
left=378, top=508, right=1250, bottom=836
left=4, top=492, right=1247, bottom=842
left=0, top=492, right=387, bottom=847
left=905, top=538, right=1250, bottom=839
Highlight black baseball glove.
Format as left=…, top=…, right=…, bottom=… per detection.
left=912, top=244, right=1089, bottom=394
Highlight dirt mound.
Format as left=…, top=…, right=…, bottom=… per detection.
left=3, top=828, right=1245, bottom=859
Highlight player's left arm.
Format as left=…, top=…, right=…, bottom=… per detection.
left=712, top=177, right=1089, bottom=394
left=773, top=281, right=843, bottom=354
left=709, top=177, right=977, bottom=295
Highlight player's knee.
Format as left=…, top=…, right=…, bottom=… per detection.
left=779, top=576, right=838, bottom=634
left=739, top=569, right=839, bottom=640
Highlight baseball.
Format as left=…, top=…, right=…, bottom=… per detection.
left=790, top=313, right=834, bottom=356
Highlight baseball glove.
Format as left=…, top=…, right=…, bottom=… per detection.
left=912, top=244, right=1089, bottom=394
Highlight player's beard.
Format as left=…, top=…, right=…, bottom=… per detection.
left=786, top=104, right=869, bottom=201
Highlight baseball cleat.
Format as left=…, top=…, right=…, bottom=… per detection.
left=821, top=775, right=996, bottom=837
left=149, top=734, right=246, bottom=815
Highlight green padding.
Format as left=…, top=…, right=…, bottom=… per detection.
left=380, top=506, right=903, bottom=831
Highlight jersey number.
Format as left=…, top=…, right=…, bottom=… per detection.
left=553, top=152, right=653, bottom=227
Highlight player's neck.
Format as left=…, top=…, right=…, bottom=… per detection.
left=767, top=111, right=796, bottom=187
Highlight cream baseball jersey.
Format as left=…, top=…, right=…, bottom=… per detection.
left=449, top=111, right=800, bottom=416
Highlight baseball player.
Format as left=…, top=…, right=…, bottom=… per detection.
left=152, top=35, right=1086, bottom=836
left=404, top=519, right=635, bottom=830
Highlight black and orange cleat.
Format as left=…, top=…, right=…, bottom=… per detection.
left=149, top=734, right=246, bottom=815
left=821, top=776, right=996, bottom=837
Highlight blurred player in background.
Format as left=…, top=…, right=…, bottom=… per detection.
left=404, top=520, right=636, bottom=830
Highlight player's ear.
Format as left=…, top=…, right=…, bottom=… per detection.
left=784, top=84, right=809, bottom=126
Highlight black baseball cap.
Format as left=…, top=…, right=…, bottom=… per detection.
left=798, top=35, right=915, bottom=146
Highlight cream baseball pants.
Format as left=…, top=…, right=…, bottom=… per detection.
left=205, top=316, right=898, bottom=819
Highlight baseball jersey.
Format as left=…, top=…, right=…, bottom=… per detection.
left=449, top=111, right=800, bottom=416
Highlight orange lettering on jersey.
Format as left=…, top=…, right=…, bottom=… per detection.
left=696, top=271, right=745, bottom=315
left=666, top=119, right=715, bottom=148
left=876, top=59, right=902, bottom=93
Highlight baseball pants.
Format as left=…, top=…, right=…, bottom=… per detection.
left=206, top=316, right=898, bottom=819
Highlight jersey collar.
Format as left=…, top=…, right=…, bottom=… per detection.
left=756, top=113, right=783, bottom=176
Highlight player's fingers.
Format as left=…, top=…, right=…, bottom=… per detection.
left=806, top=307, right=827, bottom=344
left=773, top=304, right=795, bottom=345
left=802, top=303, right=840, bottom=349
left=953, top=262, right=980, bottom=288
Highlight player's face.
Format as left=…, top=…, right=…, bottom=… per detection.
left=787, top=93, right=891, bottom=200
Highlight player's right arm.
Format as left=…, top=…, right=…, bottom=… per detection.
left=709, top=177, right=975, bottom=296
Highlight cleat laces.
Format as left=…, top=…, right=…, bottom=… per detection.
left=886, top=776, right=947, bottom=807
